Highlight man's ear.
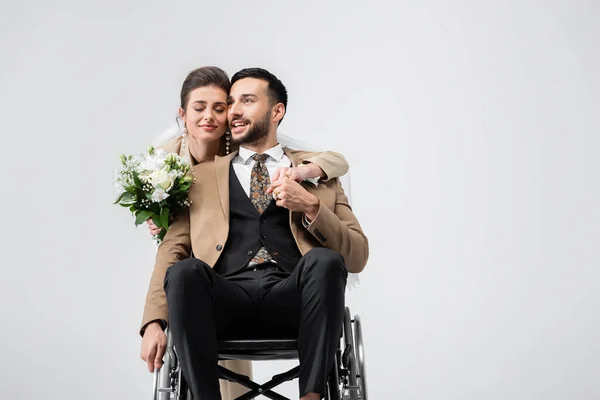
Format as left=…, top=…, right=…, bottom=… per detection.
left=272, top=103, right=285, bottom=124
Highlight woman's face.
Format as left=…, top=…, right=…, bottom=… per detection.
left=180, top=85, right=229, bottom=142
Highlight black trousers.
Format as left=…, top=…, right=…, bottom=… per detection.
left=164, top=247, right=348, bottom=400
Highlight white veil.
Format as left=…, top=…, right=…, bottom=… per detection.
left=152, top=118, right=184, bottom=147
left=153, top=121, right=360, bottom=290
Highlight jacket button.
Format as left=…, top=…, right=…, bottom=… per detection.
left=261, top=219, right=266, bottom=223
left=216, top=245, right=222, bottom=251
left=261, top=235, right=266, bottom=239
left=247, top=250, right=253, bottom=255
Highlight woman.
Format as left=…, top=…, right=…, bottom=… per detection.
left=145, top=66, right=350, bottom=399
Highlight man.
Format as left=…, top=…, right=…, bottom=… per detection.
left=140, top=67, right=369, bottom=400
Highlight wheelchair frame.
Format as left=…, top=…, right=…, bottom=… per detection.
left=152, top=306, right=368, bottom=400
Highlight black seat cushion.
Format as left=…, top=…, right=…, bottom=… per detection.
left=218, top=339, right=299, bottom=361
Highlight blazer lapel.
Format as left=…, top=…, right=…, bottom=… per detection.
left=215, top=151, right=238, bottom=223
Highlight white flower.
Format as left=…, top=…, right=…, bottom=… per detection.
left=114, top=167, right=134, bottom=193
left=150, top=187, right=170, bottom=202
left=137, top=170, right=151, bottom=182
left=155, top=148, right=168, bottom=158
left=141, top=154, right=165, bottom=172
left=149, top=169, right=175, bottom=191
left=168, top=169, right=180, bottom=182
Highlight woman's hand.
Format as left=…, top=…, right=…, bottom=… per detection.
left=140, top=322, right=167, bottom=373
left=270, top=164, right=322, bottom=184
left=146, top=219, right=161, bottom=236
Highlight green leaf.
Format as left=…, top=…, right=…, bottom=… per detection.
left=160, top=207, right=169, bottom=229
left=119, top=192, right=136, bottom=205
left=148, top=203, right=161, bottom=216
left=113, top=192, right=127, bottom=204
left=156, top=228, right=167, bottom=242
left=135, top=210, right=154, bottom=226
left=132, top=170, right=143, bottom=188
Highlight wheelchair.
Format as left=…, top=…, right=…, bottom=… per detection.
left=152, top=306, right=368, bottom=400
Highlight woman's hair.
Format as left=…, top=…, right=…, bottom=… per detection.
left=179, top=66, right=234, bottom=157
left=180, top=66, right=231, bottom=110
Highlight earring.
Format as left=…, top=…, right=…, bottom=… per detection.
left=181, top=126, right=188, bottom=152
left=225, top=131, right=231, bottom=155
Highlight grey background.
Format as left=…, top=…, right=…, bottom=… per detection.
left=1, top=1, right=599, bottom=399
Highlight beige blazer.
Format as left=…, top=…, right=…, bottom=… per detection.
left=143, top=137, right=358, bottom=399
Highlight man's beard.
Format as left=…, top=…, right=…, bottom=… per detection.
left=232, top=109, right=271, bottom=146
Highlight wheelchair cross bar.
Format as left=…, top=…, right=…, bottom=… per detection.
left=219, top=365, right=300, bottom=400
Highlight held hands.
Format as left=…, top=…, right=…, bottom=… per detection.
left=140, top=322, right=167, bottom=373
left=267, top=174, right=320, bottom=220
left=270, top=164, right=323, bottom=183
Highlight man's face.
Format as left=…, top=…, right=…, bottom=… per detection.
left=228, top=77, right=273, bottom=145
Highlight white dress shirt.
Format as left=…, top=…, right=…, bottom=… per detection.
left=232, top=144, right=292, bottom=196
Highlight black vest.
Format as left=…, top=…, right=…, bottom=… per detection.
left=213, top=164, right=303, bottom=276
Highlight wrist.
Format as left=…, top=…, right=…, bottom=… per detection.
left=304, top=195, right=320, bottom=221
left=299, top=162, right=325, bottom=180
left=144, top=321, right=163, bottom=335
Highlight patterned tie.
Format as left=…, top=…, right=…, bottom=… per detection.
left=249, top=153, right=274, bottom=264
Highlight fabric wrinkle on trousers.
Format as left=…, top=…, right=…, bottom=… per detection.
left=163, top=247, right=348, bottom=400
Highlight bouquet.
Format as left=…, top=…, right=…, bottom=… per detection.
left=113, top=145, right=193, bottom=242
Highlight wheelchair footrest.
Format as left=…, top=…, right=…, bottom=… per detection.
left=219, top=365, right=300, bottom=400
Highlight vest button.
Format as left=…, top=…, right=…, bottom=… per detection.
left=247, top=250, right=253, bottom=256
left=216, top=245, right=222, bottom=251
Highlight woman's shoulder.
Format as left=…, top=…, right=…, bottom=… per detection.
left=156, top=135, right=184, bottom=154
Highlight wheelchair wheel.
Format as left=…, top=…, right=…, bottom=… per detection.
left=153, top=333, right=174, bottom=400
left=153, top=329, right=191, bottom=400
left=342, top=307, right=359, bottom=400
left=353, top=315, right=368, bottom=400
left=326, top=350, right=342, bottom=400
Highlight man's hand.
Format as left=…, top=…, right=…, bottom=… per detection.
left=269, top=177, right=320, bottom=219
left=269, top=163, right=323, bottom=186
left=146, top=219, right=161, bottom=236
left=140, top=322, right=167, bottom=373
